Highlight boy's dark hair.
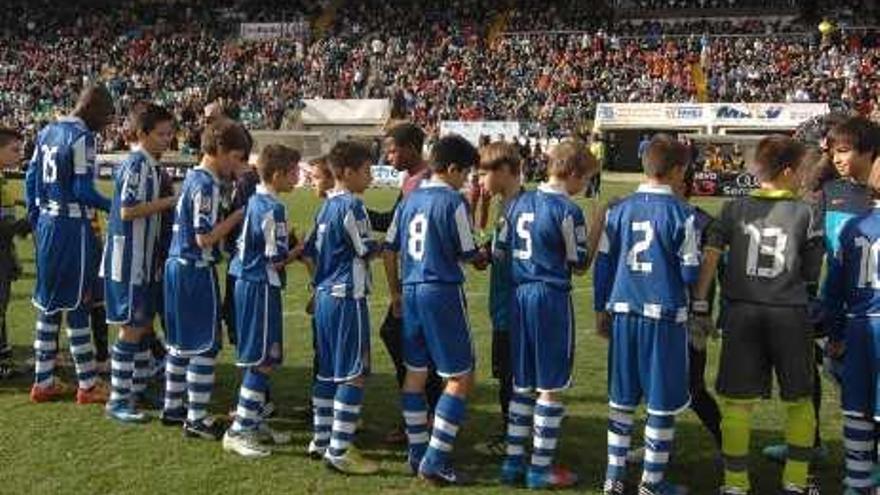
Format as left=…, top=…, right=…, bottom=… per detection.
left=327, top=141, right=372, bottom=179
left=829, top=116, right=880, bottom=157
left=643, top=134, right=689, bottom=178
left=0, top=127, right=22, bottom=148
left=201, top=118, right=251, bottom=156
left=430, top=134, right=479, bottom=173
left=133, top=103, right=175, bottom=135
left=72, top=84, right=115, bottom=133
left=386, top=122, right=425, bottom=151
left=548, top=139, right=598, bottom=179
left=257, top=144, right=300, bottom=182
left=479, top=142, right=521, bottom=174
left=751, top=135, right=807, bottom=182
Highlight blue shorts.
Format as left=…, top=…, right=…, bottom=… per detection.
left=842, top=318, right=880, bottom=421
left=234, top=279, right=283, bottom=367
left=609, top=313, right=689, bottom=415
left=511, top=283, right=574, bottom=392
left=33, top=216, right=97, bottom=314
left=314, top=292, right=370, bottom=382
left=105, top=280, right=159, bottom=328
left=403, top=283, right=474, bottom=378
left=163, top=258, right=220, bottom=356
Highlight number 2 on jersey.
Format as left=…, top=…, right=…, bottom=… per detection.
left=627, top=221, right=654, bottom=273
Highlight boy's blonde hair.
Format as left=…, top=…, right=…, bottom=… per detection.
left=479, top=142, right=521, bottom=174
left=547, top=140, right=598, bottom=179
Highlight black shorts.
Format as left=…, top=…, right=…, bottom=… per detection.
left=716, top=301, right=814, bottom=402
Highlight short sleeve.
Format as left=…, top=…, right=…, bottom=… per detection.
left=263, top=203, right=289, bottom=263
left=345, top=198, right=377, bottom=258
left=452, top=198, right=477, bottom=258
left=562, top=203, right=589, bottom=268
left=120, top=159, right=145, bottom=208
left=383, top=204, right=402, bottom=252
left=72, top=134, right=96, bottom=176
left=192, top=177, right=217, bottom=235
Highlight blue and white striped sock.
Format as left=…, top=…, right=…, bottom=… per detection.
left=186, top=353, right=216, bottom=423
left=66, top=307, right=97, bottom=390
left=531, top=398, right=564, bottom=472
left=232, top=368, right=269, bottom=433
left=843, top=416, right=875, bottom=490
left=33, top=314, right=59, bottom=388
left=606, top=407, right=634, bottom=481
left=402, top=391, right=430, bottom=469
left=642, top=413, right=676, bottom=486
left=505, top=392, right=536, bottom=463
left=131, top=341, right=151, bottom=397
left=311, top=380, right=337, bottom=452
left=109, top=341, right=140, bottom=407
left=164, top=353, right=188, bottom=412
left=329, top=384, right=364, bottom=458
left=423, top=393, right=466, bottom=470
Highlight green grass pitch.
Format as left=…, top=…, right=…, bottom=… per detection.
left=0, top=179, right=843, bottom=494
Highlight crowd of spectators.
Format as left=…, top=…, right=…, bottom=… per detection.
left=1, top=0, right=879, bottom=154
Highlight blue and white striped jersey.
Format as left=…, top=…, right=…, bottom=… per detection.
left=496, top=184, right=589, bottom=291
left=385, top=180, right=477, bottom=285
left=169, top=166, right=222, bottom=264
left=229, top=185, right=289, bottom=288
left=101, top=147, right=162, bottom=286
left=25, top=116, right=106, bottom=219
left=594, top=184, right=700, bottom=322
left=303, top=190, right=378, bottom=299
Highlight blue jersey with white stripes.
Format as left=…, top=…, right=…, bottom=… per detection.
left=229, top=185, right=289, bottom=288
left=25, top=117, right=104, bottom=219
left=594, top=184, right=700, bottom=322
left=102, top=148, right=162, bottom=286
left=497, top=184, right=589, bottom=290
left=169, top=166, right=222, bottom=264
left=824, top=203, right=880, bottom=324
left=304, top=190, right=378, bottom=299
left=385, top=180, right=477, bottom=285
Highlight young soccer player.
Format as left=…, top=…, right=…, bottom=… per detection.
left=25, top=85, right=115, bottom=404
left=594, top=134, right=700, bottom=495
left=476, top=142, right=524, bottom=456
left=103, top=103, right=178, bottom=423
left=384, top=134, right=484, bottom=485
left=223, top=144, right=299, bottom=458
left=823, top=160, right=880, bottom=494
left=303, top=141, right=380, bottom=474
left=498, top=140, right=596, bottom=489
left=821, top=118, right=880, bottom=493
left=0, top=127, right=27, bottom=378
left=162, top=118, right=248, bottom=439
left=694, top=135, right=823, bottom=495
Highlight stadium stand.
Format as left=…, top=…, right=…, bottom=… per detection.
left=0, top=0, right=878, bottom=156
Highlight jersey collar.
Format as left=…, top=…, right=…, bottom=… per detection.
left=195, top=164, right=220, bottom=184
left=59, top=116, right=87, bottom=130
left=421, top=179, right=453, bottom=190
left=326, top=188, right=350, bottom=198
left=538, top=183, right=569, bottom=196
left=750, top=188, right=797, bottom=199
left=636, top=183, right=674, bottom=195
left=256, top=183, right=277, bottom=198
left=132, top=146, right=159, bottom=167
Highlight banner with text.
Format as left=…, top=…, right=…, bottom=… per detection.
left=594, top=103, right=829, bottom=131
left=239, top=22, right=310, bottom=41
left=440, top=121, right=521, bottom=146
